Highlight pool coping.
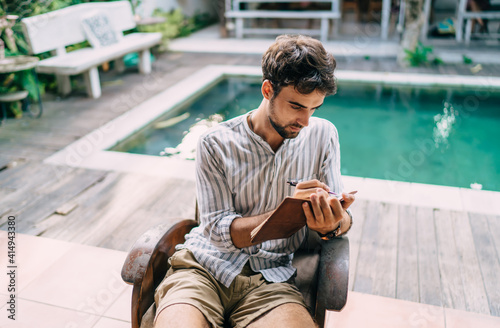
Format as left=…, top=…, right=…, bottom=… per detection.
left=44, top=65, right=500, bottom=216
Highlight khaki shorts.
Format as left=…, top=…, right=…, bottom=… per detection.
left=153, top=249, right=308, bottom=328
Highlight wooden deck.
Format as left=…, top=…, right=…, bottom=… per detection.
left=1, top=51, right=500, bottom=317
left=348, top=199, right=500, bottom=317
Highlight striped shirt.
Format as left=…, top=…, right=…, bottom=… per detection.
left=177, top=111, right=345, bottom=288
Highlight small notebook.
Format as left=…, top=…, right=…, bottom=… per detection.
left=250, top=197, right=311, bottom=244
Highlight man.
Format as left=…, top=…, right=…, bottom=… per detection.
left=153, top=35, right=355, bottom=328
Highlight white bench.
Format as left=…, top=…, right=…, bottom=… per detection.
left=456, top=0, right=500, bottom=45
left=21, top=1, right=162, bottom=99
left=224, top=0, right=341, bottom=42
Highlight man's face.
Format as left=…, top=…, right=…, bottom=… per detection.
left=267, top=84, right=325, bottom=139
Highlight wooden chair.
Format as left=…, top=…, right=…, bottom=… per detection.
left=121, top=212, right=350, bottom=328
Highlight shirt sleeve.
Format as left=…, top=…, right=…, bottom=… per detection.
left=195, top=135, right=241, bottom=253
left=319, top=123, right=344, bottom=194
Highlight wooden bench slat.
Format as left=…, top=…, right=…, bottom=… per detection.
left=36, top=33, right=162, bottom=75
left=236, top=0, right=335, bottom=3
left=242, top=27, right=324, bottom=36
left=226, top=10, right=341, bottom=19
left=462, top=11, right=500, bottom=19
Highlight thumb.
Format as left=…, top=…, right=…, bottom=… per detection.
left=341, top=192, right=355, bottom=210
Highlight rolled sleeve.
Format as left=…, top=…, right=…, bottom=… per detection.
left=196, top=136, right=241, bottom=253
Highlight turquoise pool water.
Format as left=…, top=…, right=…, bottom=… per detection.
left=111, top=76, right=500, bottom=191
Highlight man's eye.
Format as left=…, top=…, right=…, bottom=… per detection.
left=292, top=106, right=302, bottom=110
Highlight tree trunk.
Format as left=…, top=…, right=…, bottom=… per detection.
left=397, top=0, right=425, bottom=67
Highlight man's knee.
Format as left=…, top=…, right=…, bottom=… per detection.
left=247, top=303, right=317, bottom=328
left=155, top=303, right=210, bottom=328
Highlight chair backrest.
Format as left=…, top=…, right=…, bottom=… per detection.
left=21, top=1, right=136, bottom=55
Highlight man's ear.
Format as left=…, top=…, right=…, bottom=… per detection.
left=262, top=80, right=274, bottom=100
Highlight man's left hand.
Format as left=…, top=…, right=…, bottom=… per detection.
left=302, top=189, right=355, bottom=235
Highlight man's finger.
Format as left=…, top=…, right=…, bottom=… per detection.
left=310, top=193, right=324, bottom=223
left=329, top=197, right=344, bottom=216
left=296, top=179, right=329, bottom=191
left=294, top=188, right=320, bottom=200
left=318, top=190, right=333, bottom=219
left=302, top=202, right=315, bottom=222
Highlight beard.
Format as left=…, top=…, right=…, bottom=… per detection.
left=268, top=99, right=303, bottom=139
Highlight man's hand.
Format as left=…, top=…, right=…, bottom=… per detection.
left=302, top=188, right=355, bottom=235
left=292, top=179, right=330, bottom=200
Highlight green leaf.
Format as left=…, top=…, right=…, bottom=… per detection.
left=433, top=57, right=444, bottom=65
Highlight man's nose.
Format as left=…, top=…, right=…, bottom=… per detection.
left=297, top=111, right=311, bottom=127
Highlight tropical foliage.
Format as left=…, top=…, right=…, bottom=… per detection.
left=1, top=0, right=212, bottom=118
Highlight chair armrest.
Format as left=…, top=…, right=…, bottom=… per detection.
left=315, top=236, right=349, bottom=325
left=121, top=223, right=173, bottom=284
left=122, top=219, right=198, bottom=328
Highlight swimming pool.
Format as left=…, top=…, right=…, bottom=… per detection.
left=110, top=75, right=500, bottom=192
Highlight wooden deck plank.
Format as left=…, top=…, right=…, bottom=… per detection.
left=0, top=161, right=63, bottom=222
left=1, top=162, right=73, bottom=192
left=0, top=137, right=69, bottom=151
left=37, top=171, right=124, bottom=241
left=39, top=171, right=197, bottom=251
left=0, top=128, right=81, bottom=142
left=372, top=202, right=399, bottom=298
left=434, top=209, right=467, bottom=311
left=0, top=156, right=12, bottom=169
left=12, top=168, right=107, bottom=233
left=0, top=159, right=31, bottom=186
left=347, top=199, right=368, bottom=291
left=417, top=207, right=442, bottom=307
left=487, top=214, right=500, bottom=263
left=352, top=200, right=380, bottom=294
left=0, top=189, right=41, bottom=221
left=452, top=211, right=490, bottom=315
left=146, top=178, right=197, bottom=219
left=97, top=209, right=185, bottom=251
left=396, top=205, right=419, bottom=302
left=469, top=213, right=500, bottom=316
left=80, top=176, right=193, bottom=248
left=0, top=144, right=56, bottom=160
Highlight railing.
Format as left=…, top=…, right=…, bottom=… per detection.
left=224, top=0, right=341, bottom=42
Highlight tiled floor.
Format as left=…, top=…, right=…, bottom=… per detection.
left=327, top=292, right=500, bottom=328
left=2, top=231, right=500, bottom=327
left=0, top=232, right=131, bottom=327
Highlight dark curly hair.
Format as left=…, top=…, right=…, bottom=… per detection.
left=261, top=35, right=337, bottom=98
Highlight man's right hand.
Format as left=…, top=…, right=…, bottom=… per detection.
left=292, top=179, right=331, bottom=200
